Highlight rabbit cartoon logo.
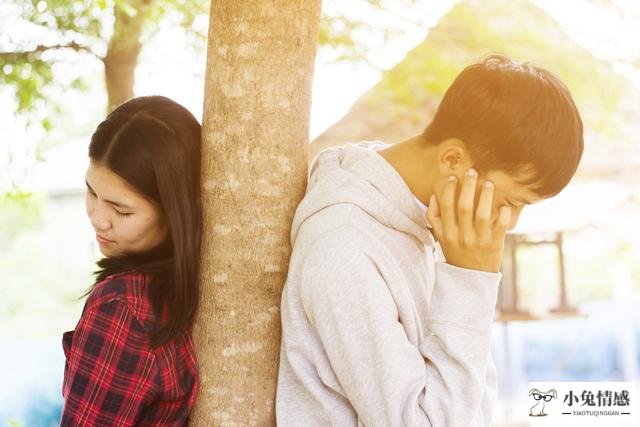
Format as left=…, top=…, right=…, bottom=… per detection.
left=529, top=388, right=557, bottom=416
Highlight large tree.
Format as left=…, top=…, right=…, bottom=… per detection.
left=191, top=1, right=322, bottom=424
left=0, top=0, right=414, bottom=117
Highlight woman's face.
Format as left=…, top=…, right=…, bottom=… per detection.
left=85, top=161, right=168, bottom=257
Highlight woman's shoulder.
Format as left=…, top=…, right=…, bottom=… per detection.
left=84, top=271, right=155, bottom=330
left=87, top=270, right=149, bottom=303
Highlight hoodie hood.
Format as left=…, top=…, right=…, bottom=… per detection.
left=291, top=141, right=435, bottom=249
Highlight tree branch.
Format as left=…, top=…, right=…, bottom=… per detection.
left=0, top=41, right=101, bottom=62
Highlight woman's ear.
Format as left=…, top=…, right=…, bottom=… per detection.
left=437, top=138, right=471, bottom=175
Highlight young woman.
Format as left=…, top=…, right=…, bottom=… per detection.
left=60, top=96, right=202, bottom=426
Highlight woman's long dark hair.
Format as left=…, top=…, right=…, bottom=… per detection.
left=86, top=96, right=202, bottom=348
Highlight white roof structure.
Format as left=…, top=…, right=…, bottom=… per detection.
left=511, top=181, right=638, bottom=235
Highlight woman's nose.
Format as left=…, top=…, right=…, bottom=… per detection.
left=89, top=205, right=111, bottom=231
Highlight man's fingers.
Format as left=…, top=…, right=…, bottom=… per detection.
left=476, top=180, right=493, bottom=245
left=492, top=205, right=512, bottom=242
left=426, top=194, right=443, bottom=237
left=458, top=168, right=477, bottom=246
left=441, top=175, right=458, bottom=242
left=427, top=194, right=440, bottom=218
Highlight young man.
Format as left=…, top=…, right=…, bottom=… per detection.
left=276, top=54, right=583, bottom=426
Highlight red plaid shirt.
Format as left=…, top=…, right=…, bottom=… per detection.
left=61, top=271, right=198, bottom=426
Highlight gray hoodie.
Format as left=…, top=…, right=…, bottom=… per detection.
left=276, top=141, right=500, bottom=427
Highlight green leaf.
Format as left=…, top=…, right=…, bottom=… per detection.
left=115, top=0, right=138, bottom=17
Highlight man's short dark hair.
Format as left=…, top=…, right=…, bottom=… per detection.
left=422, top=54, right=584, bottom=198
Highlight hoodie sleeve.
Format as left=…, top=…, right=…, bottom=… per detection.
left=421, top=262, right=501, bottom=426
left=300, top=231, right=500, bottom=427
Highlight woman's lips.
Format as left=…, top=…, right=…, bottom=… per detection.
left=96, top=235, right=114, bottom=245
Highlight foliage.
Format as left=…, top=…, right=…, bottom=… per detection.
left=1, top=0, right=421, bottom=116
left=0, top=190, right=46, bottom=244
left=319, top=0, right=419, bottom=63
left=366, top=0, right=632, bottom=139
left=1, top=1, right=107, bottom=115
left=318, top=14, right=372, bottom=62
left=0, top=0, right=209, bottom=115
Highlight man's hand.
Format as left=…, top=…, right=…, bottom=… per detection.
left=426, top=168, right=511, bottom=273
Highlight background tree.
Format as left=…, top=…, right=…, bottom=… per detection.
left=191, top=1, right=322, bottom=424
left=310, top=0, right=640, bottom=180
left=0, top=0, right=418, bottom=118
left=0, top=0, right=208, bottom=114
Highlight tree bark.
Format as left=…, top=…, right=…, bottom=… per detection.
left=192, top=1, right=322, bottom=425
left=103, top=1, right=147, bottom=112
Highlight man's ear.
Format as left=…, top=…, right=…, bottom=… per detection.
left=437, top=138, right=471, bottom=175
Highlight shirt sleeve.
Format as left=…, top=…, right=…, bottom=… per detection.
left=299, top=236, right=500, bottom=427
left=61, top=299, right=157, bottom=427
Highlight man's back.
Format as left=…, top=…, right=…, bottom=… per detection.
left=276, top=142, right=500, bottom=427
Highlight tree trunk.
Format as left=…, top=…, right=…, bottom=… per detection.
left=192, top=1, right=322, bottom=425
left=103, top=44, right=140, bottom=112
left=103, top=1, right=147, bottom=112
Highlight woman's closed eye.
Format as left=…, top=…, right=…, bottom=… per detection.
left=88, top=189, right=133, bottom=217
